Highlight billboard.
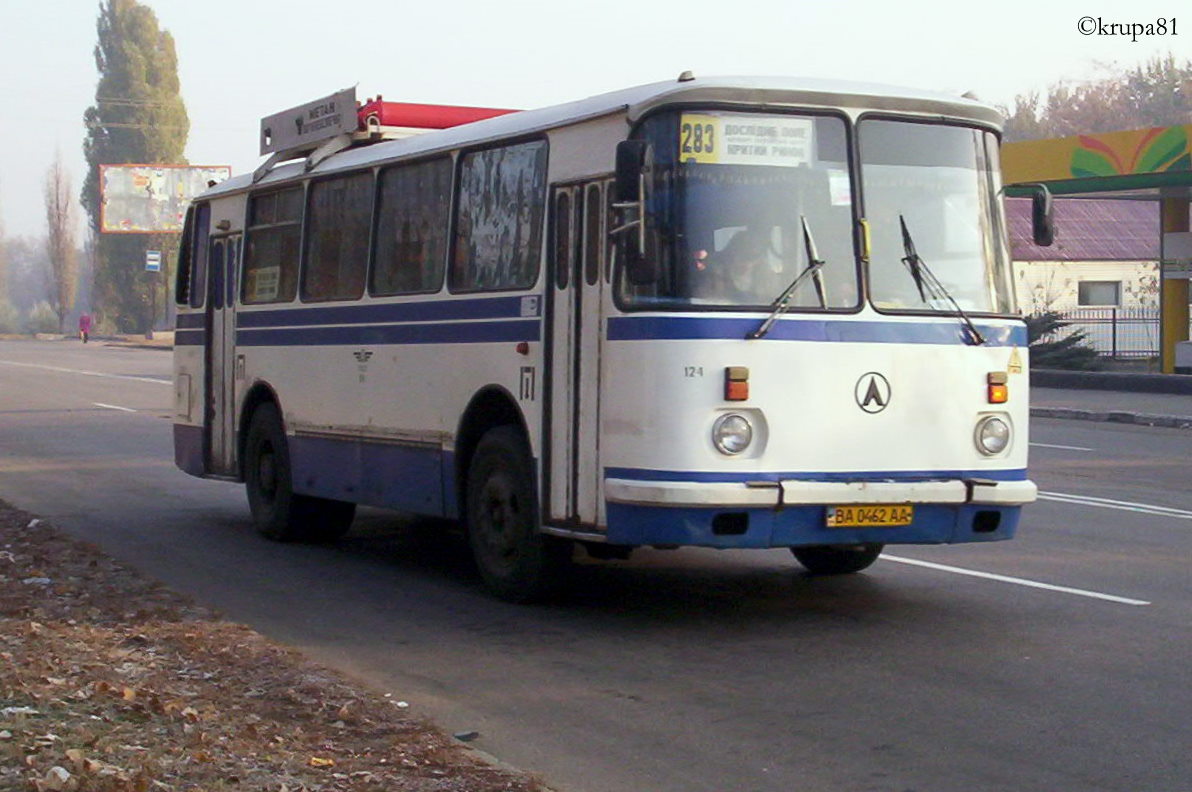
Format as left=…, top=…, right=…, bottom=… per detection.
left=100, top=164, right=232, bottom=234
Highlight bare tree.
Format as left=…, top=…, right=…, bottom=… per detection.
left=0, top=238, right=6, bottom=309
left=0, top=185, right=8, bottom=304
left=44, top=152, right=79, bottom=333
left=1002, top=54, right=1192, bottom=142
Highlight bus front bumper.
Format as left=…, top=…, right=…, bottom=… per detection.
left=604, top=477, right=1038, bottom=508
left=598, top=477, right=1035, bottom=548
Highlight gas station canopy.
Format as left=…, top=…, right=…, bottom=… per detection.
left=1002, top=124, right=1192, bottom=372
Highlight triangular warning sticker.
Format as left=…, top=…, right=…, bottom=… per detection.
left=1007, top=347, right=1023, bottom=374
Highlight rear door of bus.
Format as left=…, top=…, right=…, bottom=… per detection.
left=205, top=232, right=240, bottom=476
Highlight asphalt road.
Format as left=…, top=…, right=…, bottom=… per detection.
left=0, top=339, right=1188, bottom=792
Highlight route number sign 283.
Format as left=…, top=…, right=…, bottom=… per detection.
left=678, top=113, right=814, bottom=168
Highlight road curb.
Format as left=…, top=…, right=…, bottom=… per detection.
left=1033, top=369, right=1192, bottom=395
left=102, top=343, right=174, bottom=351
left=1030, top=406, right=1192, bottom=430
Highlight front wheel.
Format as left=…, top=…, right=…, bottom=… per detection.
left=791, top=543, right=884, bottom=575
left=465, top=426, right=570, bottom=602
left=244, top=403, right=355, bottom=543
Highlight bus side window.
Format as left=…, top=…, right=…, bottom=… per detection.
left=301, top=173, right=372, bottom=302
left=189, top=203, right=210, bottom=309
left=553, top=190, right=571, bottom=290
left=372, top=158, right=452, bottom=296
left=450, top=140, right=548, bottom=292
left=243, top=187, right=302, bottom=304
left=605, top=182, right=615, bottom=283
left=584, top=183, right=602, bottom=286
left=175, top=205, right=194, bottom=306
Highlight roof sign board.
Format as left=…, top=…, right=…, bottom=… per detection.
left=100, top=164, right=232, bottom=234
left=260, top=87, right=358, bottom=156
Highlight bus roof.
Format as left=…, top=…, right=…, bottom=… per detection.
left=203, top=75, right=1002, bottom=198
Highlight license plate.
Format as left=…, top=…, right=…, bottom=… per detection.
left=826, top=504, right=913, bottom=528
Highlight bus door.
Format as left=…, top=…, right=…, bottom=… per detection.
left=204, top=233, right=241, bottom=476
left=547, top=181, right=607, bottom=529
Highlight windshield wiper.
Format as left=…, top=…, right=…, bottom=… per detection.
left=746, top=216, right=827, bottom=340
left=898, top=215, right=985, bottom=346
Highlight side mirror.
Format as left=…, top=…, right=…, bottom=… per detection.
left=611, top=140, right=659, bottom=284
left=622, top=245, right=659, bottom=285
left=615, top=140, right=648, bottom=202
left=1030, top=185, right=1054, bottom=247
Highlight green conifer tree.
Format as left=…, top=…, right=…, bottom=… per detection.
left=81, top=0, right=188, bottom=333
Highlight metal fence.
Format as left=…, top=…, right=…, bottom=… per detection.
left=1044, top=307, right=1162, bottom=359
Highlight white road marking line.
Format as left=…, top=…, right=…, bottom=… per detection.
left=0, top=360, right=170, bottom=385
left=1030, top=442, right=1093, bottom=452
left=93, top=402, right=137, bottom=413
left=882, top=555, right=1151, bottom=606
left=1038, top=491, right=1192, bottom=520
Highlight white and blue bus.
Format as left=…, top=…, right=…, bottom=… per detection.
left=173, top=76, right=1047, bottom=601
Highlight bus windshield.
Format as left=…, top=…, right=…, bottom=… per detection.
left=859, top=119, right=1015, bottom=315
left=621, top=111, right=859, bottom=310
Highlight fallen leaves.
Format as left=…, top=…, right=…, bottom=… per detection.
left=0, top=502, right=546, bottom=792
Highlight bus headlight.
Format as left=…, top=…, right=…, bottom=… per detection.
left=975, top=415, right=1011, bottom=455
left=712, top=414, right=753, bottom=455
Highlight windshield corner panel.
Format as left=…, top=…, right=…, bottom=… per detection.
left=859, top=119, right=1014, bottom=316
left=622, top=111, right=858, bottom=311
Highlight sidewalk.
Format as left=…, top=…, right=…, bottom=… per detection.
left=1031, top=384, right=1192, bottom=429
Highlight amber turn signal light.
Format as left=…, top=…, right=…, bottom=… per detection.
left=725, top=366, right=749, bottom=401
left=987, top=371, right=1008, bottom=404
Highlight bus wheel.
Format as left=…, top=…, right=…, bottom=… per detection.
left=465, top=426, right=569, bottom=603
left=791, top=543, right=884, bottom=575
left=244, top=403, right=355, bottom=542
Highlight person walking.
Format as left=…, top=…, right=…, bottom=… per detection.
left=78, top=313, right=92, bottom=344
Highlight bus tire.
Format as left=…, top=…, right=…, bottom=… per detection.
left=244, top=403, right=355, bottom=543
left=791, top=543, right=883, bottom=575
left=465, top=426, right=569, bottom=603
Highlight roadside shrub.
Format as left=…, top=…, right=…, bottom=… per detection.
left=94, top=313, right=120, bottom=337
left=24, top=301, right=60, bottom=334
left=1025, top=310, right=1103, bottom=370
left=0, top=300, right=20, bottom=333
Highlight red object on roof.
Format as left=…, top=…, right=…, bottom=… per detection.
left=357, top=98, right=518, bottom=130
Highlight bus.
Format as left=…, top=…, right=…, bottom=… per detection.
left=172, top=76, right=1049, bottom=602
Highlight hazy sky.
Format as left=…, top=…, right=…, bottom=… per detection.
left=0, top=0, right=1182, bottom=238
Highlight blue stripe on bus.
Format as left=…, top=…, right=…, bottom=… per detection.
left=604, top=466, right=1028, bottom=483
left=236, top=318, right=541, bottom=346
left=606, top=316, right=1027, bottom=346
left=236, top=295, right=537, bottom=329
left=175, top=313, right=205, bottom=329
left=174, top=329, right=205, bottom=346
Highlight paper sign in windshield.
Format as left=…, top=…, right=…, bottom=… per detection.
left=679, top=114, right=813, bottom=168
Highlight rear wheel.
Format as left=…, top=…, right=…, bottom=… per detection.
left=791, top=543, right=883, bottom=575
left=465, top=426, right=570, bottom=602
left=244, top=403, right=355, bottom=543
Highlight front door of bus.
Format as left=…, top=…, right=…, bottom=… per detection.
left=205, top=233, right=240, bottom=476
left=547, top=181, right=607, bottom=529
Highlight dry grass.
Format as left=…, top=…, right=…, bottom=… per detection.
left=0, top=503, right=545, bottom=792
